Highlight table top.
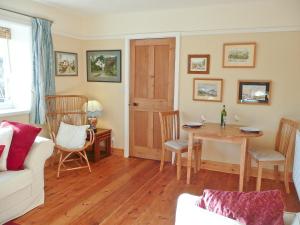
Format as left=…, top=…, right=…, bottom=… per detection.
left=182, top=123, right=263, bottom=139
left=94, top=128, right=112, bottom=134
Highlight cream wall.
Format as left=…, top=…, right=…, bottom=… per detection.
left=80, top=0, right=300, bottom=38
left=0, top=0, right=84, bottom=37
left=82, top=39, right=125, bottom=148
left=53, top=34, right=86, bottom=94
left=179, top=31, right=300, bottom=164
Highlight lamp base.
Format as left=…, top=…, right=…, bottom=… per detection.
left=88, top=117, right=98, bottom=130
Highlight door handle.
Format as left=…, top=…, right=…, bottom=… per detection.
left=129, top=102, right=139, bottom=106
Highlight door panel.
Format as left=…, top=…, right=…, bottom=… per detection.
left=130, top=38, right=175, bottom=160
left=154, top=45, right=169, bottom=99
left=134, top=46, right=149, bottom=98
left=133, top=111, right=148, bottom=147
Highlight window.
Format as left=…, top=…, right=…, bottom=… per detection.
left=0, top=19, right=32, bottom=113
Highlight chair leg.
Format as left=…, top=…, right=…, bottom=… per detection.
left=284, top=164, right=290, bottom=194
left=171, top=152, right=176, bottom=165
left=256, top=163, right=263, bottom=191
left=246, top=152, right=251, bottom=183
left=198, top=143, right=202, bottom=172
left=57, top=152, right=63, bottom=178
left=83, top=151, right=92, bottom=173
left=194, top=148, right=198, bottom=173
left=177, top=152, right=182, bottom=180
left=51, top=147, right=58, bottom=167
left=274, top=165, right=280, bottom=183
left=160, top=147, right=166, bottom=172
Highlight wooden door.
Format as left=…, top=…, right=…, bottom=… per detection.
left=130, top=38, right=175, bottom=160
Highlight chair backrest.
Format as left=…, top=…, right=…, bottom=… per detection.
left=275, top=118, right=299, bottom=159
left=45, top=95, right=88, bottom=140
left=159, top=110, right=180, bottom=144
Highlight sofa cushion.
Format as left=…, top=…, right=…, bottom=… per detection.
left=0, top=127, right=13, bottom=171
left=199, top=189, right=284, bottom=225
left=1, top=121, right=41, bottom=170
left=0, top=169, right=32, bottom=199
left=0, top=145, right=4, bottom=157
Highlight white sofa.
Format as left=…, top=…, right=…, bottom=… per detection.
left=0, top=136, right=54, bottom=224
left=175, top=193, right=300, bottom=225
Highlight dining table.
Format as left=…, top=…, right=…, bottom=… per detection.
left=182, top=123, right=263, bottom=191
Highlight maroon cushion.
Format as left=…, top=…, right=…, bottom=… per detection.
left=198, top=189, right=284, bottom=225
left=0, top=145, right=5, bottom=157
left=1, top=121, right=41, bottom=170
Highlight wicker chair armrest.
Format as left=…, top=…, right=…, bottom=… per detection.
left=87, top=129, right=95, bottom=146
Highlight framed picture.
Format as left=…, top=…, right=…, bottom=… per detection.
left=223, top=42, right=256, bottom=68
left=237, top=80, right=271, bottom=105
left=188, top=54, right=210, bottom=74
left=193, top=78, right=223, bottom=102
left=86, top=50, right=121, bottom=82
left=55, top=51, right=78, bottom=76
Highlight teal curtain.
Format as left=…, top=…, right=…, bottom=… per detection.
left=30, top=18, right=55, bottom=124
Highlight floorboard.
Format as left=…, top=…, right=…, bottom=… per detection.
left=15, top=155, right=300, bottom=225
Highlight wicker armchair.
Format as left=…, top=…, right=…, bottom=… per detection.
left=45, top=95, right=95, bottom=178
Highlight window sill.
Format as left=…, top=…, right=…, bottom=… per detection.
left=0, top=108, right=30, bottom=117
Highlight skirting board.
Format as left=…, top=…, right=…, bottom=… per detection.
left=111, top=147, right=124, bottom=157
left=180, top=158, right=292, bottom=182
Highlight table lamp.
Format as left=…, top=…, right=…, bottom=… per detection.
left=87, top=100, right=103, bottom=130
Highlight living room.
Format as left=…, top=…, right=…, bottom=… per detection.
left=0, top=0, right=300, bottom=224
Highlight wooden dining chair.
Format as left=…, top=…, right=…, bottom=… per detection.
left=159, top=110, right=201, bottom=180
left=247, top=118, right=299, bottom=193
left=45, top=95, right=95, bottom=178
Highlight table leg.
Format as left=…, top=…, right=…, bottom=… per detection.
left=186, top=132, right=194, bottom=184
left=107, top=134, right=112, bottom=155
left=239, top=138, right=248, bottom=192
left=94, top=139, right=100, bottom=162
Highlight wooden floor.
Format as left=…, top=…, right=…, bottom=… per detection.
left=15, top=155, right=300, bottom=225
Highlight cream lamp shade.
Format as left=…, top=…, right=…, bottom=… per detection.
left=87, top=100, right=103, bottom=118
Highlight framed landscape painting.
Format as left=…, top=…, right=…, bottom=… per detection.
left=237, top=80, right=271, bottom=105
left=55, top=51, right=78, bottom=76
left=188, top=54, right=210, bottom=74
left=223, top=42, right=256, bottom=68
left=87, top=50, right=121, bottom=82
left=193, top=78, right=223, bottom=102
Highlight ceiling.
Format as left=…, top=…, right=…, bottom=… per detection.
left=33, top=0, right=262, bottom=15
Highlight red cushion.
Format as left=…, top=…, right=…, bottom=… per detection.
left=0, top=145, right=5, bottom=157
left=1, top=121, right=41, bottom=170
left=198, top=189, right=284, bottom=225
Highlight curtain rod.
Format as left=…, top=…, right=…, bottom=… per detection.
left=0, top=7, right=54, bottom=24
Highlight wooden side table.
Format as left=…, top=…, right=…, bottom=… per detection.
left=87, top=128, right=112, bottom=162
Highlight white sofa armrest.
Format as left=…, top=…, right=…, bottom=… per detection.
left=175, top=194, right=299, bottom=225
left=24, top=136, right=54, bottom=172
left=175, top=193, right=242, bottom=225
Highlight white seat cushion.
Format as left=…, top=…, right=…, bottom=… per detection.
left=0, top=169, right=32, bottom=199
left=165, top=139, right=188, bottom=151
left=249, top=148, right=285, bottom=162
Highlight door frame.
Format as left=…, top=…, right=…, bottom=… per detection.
left=124, top=32, right=181, bottom=157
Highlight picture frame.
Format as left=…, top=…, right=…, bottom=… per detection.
left=55, top=51, right=78, bottom=76
left=86, top=50, right=121, bottom=83
left=237, top=80, right=271, bottom=105
left=188, top=54, right=210, bottom=74
left=193, top=78, right=223, bottom=102
left=223, top=42, right=256, bottom=68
